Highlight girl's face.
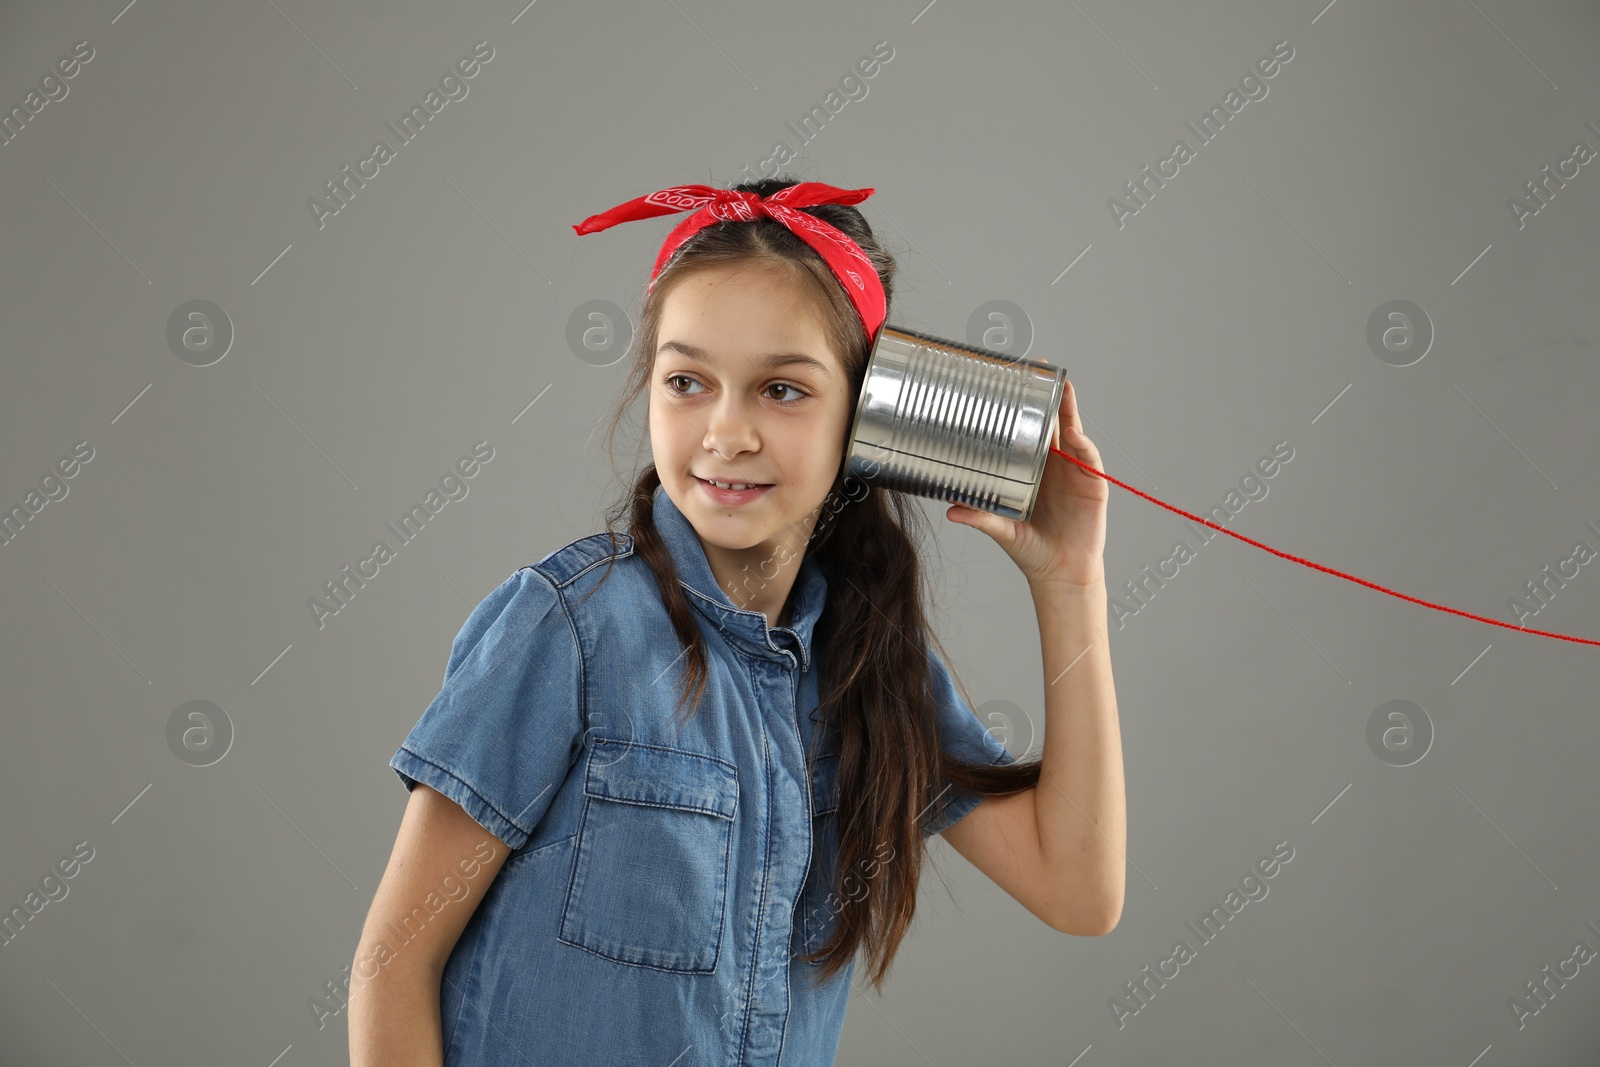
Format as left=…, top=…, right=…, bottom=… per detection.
left=649, top=263, right=854, bottom=563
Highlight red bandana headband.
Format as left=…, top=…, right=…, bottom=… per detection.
left=571, top=182, right=886, bottom=347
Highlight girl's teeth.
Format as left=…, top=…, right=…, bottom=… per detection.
left=710, top=479, right=757, bottom=490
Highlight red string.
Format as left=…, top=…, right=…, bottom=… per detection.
left=1046, top=444, right=1600, bottom=648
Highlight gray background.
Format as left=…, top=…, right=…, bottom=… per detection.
left=3, top=0, right=1599, bottom=1064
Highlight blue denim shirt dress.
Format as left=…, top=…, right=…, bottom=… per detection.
left=389, top=485, right=1017, bottom=1066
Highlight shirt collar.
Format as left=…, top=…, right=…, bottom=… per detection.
left=651, top=484, right=828, bottom=671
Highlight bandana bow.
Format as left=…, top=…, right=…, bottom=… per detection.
left=572, top=181, right=886, bottom=347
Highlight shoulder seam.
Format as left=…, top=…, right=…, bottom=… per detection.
left=518, top=565, right=590, bottom=770
left=529, top=531, right=635, bottom=589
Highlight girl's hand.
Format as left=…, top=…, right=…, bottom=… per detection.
left=945, top=378, right=1109, bottom=588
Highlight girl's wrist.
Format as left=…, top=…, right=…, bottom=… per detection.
left=1028, top=565, right=1107, bottom=595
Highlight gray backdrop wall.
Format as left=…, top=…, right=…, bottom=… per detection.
left=3, top=0, right=1599, bottom=1064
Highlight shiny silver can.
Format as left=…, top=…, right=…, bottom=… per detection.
left=844, top=324, right=1066, bottom=522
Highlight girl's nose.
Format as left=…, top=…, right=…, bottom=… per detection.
left=701, top=398, right=760, bottom=458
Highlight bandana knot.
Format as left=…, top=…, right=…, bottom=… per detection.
left=572, top=181, right=886, bottom=347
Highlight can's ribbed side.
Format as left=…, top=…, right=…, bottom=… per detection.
left=846, top=326, right=1063, bottom=521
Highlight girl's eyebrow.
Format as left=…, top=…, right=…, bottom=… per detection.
left=657, top=339, right=833, bottom=379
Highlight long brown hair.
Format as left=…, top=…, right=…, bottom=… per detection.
left=579, top=176, right=1042, bottom=992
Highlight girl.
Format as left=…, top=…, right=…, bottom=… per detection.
left=349, top=177, right=1125, bottom=1066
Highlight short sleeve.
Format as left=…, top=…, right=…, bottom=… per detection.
left=390, top=567, right=584, bottom=851
left=921, top=648, right=1018, bottom=838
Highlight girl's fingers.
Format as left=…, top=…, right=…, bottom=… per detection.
left=1062, top=382, right=1083, bottom=438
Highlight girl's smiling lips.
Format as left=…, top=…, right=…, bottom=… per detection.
left=695, top=473, right=773, bottom=487
left=694, top=475, right=774, bottom=505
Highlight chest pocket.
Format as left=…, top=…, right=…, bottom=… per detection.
left=795, top=751, right=842, bottom=964
left=559, top=739, right=739, bottom=973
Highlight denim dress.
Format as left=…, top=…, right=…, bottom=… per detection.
left=389, top=486, right=1017, bottom=1066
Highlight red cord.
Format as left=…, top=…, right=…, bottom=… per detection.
left=1047, top=444, right=1600, bottom=648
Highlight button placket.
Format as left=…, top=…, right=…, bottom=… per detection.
left=743, top=654, right=813, bottom=1063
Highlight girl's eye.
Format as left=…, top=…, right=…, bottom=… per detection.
left=663, top=374, right=807, bottom=406
left=664, top=374, right=697, bottom=397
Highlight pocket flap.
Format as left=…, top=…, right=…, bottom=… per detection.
left=585, top=740, right=738, bottom=819
left=809, top=751, right=840, bottom=816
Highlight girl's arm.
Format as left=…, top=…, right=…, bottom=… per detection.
left=1025, top=575, right=1125, bottom=933
left=941, top=576, right=1126, bottom=937
left=349, top=784, right=512, bottom=1066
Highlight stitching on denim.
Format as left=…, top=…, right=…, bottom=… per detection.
left=579, top=791, right=736, bottom=820
left=679, top=582, right=801, bottom=665
left=538, top=568, right=589, bottom=761
left=680, top=576, right=817, bottom=672
left=556, top=787, right=731, bottom=974
left=588, top=737, right=738, bottom=774
left=557, top=794, right=589, bottom=954
left=503, top=830, right=579, bottom=871
left=808, top=750, right=840, bottom=816
left=555, top=933, right=723, bottom=974
left=442, top=962, right=471, bottom=1060
left=581, top=740, right=738, bottom=818
left=395, top=747, right=528, bottom=845
left=735, top=655, right=773, bottom=1065
left=530, top=534, right=635, bottom=591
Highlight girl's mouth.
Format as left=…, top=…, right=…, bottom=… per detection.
left=695, top=476, right=773, bottom=506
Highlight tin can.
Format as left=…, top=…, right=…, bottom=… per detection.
left=844, top=324, right=1066, bottom=522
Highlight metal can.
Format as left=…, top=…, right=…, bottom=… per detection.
left=844, top=324, right=1065, bottom=522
